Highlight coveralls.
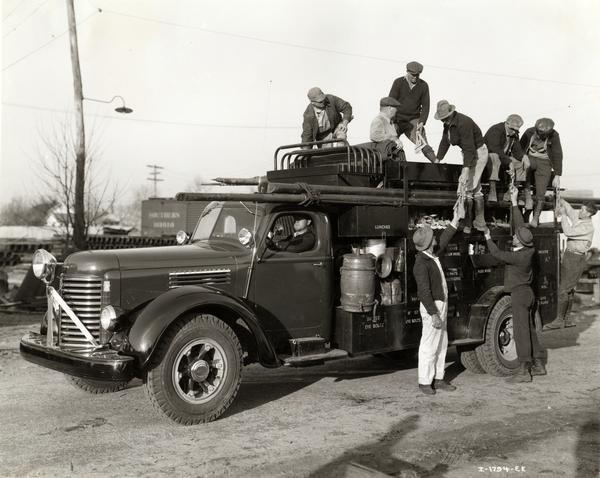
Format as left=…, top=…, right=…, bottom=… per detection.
left=485, top=207, right=545, bottom=364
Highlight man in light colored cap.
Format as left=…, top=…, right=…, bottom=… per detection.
left=484, top=114, right=532, bottom=206
left=483, top=187, right=546, bottom=383
left=520, top=118, right=563, bottom=227
left=301, top=87, right=353, bottom=148
left=369, top=96, right=405, bottom=154
left=544, top=198, right=597, bottom=330
left=412, top=207, right=461, bottom=395
left=388, top=61, right=437, bottom=163
left=435, top=100, right=488, bottom=234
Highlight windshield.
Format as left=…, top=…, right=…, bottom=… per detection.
left=191, top=201, right=264, bottom=243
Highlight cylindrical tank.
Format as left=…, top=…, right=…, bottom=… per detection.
left=364, top=239, right=386, bottom=258
left=340, top=253, right=376, bottom=312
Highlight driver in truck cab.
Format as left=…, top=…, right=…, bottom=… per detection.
left=269, top=214, right=316, bottom=253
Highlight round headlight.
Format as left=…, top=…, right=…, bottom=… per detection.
left=100, top=305, right=118, bottom=331
left=238, top=228, right=253, bottom=247
left=32, top=249, right=57, bottom=282
left=176, top=230, right=189, bottom=245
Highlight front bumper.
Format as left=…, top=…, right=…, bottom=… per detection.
left=20, top=332, right=136, bottom=382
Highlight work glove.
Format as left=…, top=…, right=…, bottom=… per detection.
left=432, top=313, right=442, bottom=329
left=552, top=175, right=561, bottom=189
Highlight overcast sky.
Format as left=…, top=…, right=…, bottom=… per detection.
left=2, top=0, right=600, bottom=206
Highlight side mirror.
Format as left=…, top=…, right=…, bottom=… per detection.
left=176, top=230, right=189, bottom=245
left=238, top=228, right=254, bottom=248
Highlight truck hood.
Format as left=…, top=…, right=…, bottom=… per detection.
left=64, top=243, right=245, bottom=274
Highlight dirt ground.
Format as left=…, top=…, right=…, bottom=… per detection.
left=0, top=296, right=598, bottom=478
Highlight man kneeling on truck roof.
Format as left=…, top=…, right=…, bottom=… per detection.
left=412, top=206, right=461, bottom=395
left=483, top=187, right=547, bottom=383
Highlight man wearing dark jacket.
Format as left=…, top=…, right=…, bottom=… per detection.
left=484, top=114, right=531, bottom=206
left=520, top=118, right=563, bottom=227
left=483, top=187, right=546, bottom=382
left=435, top=100, right=488, bottom=234
left=412, top=209, right=460, bottom=395
left=388, top=61, right=437, bottom=164
left=301, top=87, right=353, bottom=147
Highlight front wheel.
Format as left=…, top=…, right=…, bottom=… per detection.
left=145, top=314, right=243, bottom=425
left=475, top=295, right=519, bottom=376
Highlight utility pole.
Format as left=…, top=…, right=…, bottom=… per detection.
left=66, top=0, right=86, bottom=250
left=146, top=164, right=164, bottom=197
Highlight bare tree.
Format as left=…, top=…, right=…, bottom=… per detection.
left=35, top=117, right=121, bottom=248
left=114, top=184, right=154, bottom=232
left=185, top=175, right=207, bottom=192
left=0, top=197, right=57, bottom=226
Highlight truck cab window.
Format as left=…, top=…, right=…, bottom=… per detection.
left=268, top=214, right=316, bottom=253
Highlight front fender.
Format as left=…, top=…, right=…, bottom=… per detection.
left=127, top=286, right=280, bottom=369
left=466, top=285, right=506, bottom=341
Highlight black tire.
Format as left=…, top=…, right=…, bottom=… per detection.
left=66, top=376, right=129, bottom=394
left=475, top=295, right=519, bottom=376
left=457, top=346, right=486, bottom=374
left=145, top=314, right=243, bottom=425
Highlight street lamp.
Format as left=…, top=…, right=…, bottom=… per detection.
left=83, top=95, right=133, bottom=114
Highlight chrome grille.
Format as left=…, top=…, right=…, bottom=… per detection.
left=169, top=269, right=231, bottom=289
left=59, top=276, right=102, bottom=349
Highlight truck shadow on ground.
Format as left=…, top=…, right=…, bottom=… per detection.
left=575, top=418, right=599, bottom=478
left=224, top=355, right=418, bottom=418
left=308, top=414, right=448, bottom=477
left=541, top=309, right=595, bottom=351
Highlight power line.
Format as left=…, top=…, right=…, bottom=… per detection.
left=2, top=10, right=97, bottom=72
left=103, top=8, right=600, bottom=90
left=3, top=0, right=51, bottom=39
left=2, top=100, right=298, bottom=129
left=2, top=1, right=23, bottom=22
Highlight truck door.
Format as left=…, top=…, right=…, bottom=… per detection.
left=252, top=211, right=333, bottom=343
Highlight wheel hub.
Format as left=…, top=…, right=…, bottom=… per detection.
left=499, top=328, right=511, bottom=347
left=190, top=360, right=210, bottom=382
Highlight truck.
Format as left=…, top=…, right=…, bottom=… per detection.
left=20, top=141, right=580, bottom=425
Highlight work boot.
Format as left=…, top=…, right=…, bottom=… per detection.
left=488, top=181, right=498, bottom=203
left=419, top=384, right=436, bottom=395
left=523, top=186, right=534, bottom=210
left=529, top=202, right=543, bottom=228
left=472, top=196, right=487, bottom=231
left=506, top=362, right=532, bottom=383
left=463, top=198, right=473, bottom=234
left=543, top=318, right=564, bottom=331
left=433, top=379, right=457, bottom=391
left=422, top=145, right=438, bottom=164
left=530, top=359, right=547, bottom=376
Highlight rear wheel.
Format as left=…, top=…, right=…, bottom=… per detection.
left=66, top=376, right=128, bottom=394
left=475, top=295, right=519, bottom=376
left=457, top=346, right=486, bottom=374
left=145, top=314, right=243, bottom=425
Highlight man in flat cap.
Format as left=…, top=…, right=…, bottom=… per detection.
left=483, top=187, right=546, bottom=383
left=435, top=100, right=488, bottom=234
left=520, top=118, right=563, bottom=227
left=412, top=207, right=461, bottom=395
left=484, top=114, right=532, bottom=206
left=544, top=198, right=597, bottom=330
left=388, top=61, right=437, bottom=164
left=369, top=96, right=405, bottom=157
left=301, top=87, right=353, bottom=148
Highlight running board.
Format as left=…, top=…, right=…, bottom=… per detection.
left=282, top=348, right=349, bottom=367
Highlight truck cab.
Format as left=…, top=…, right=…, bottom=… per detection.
left=21, top=142, right=563, bottom=425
